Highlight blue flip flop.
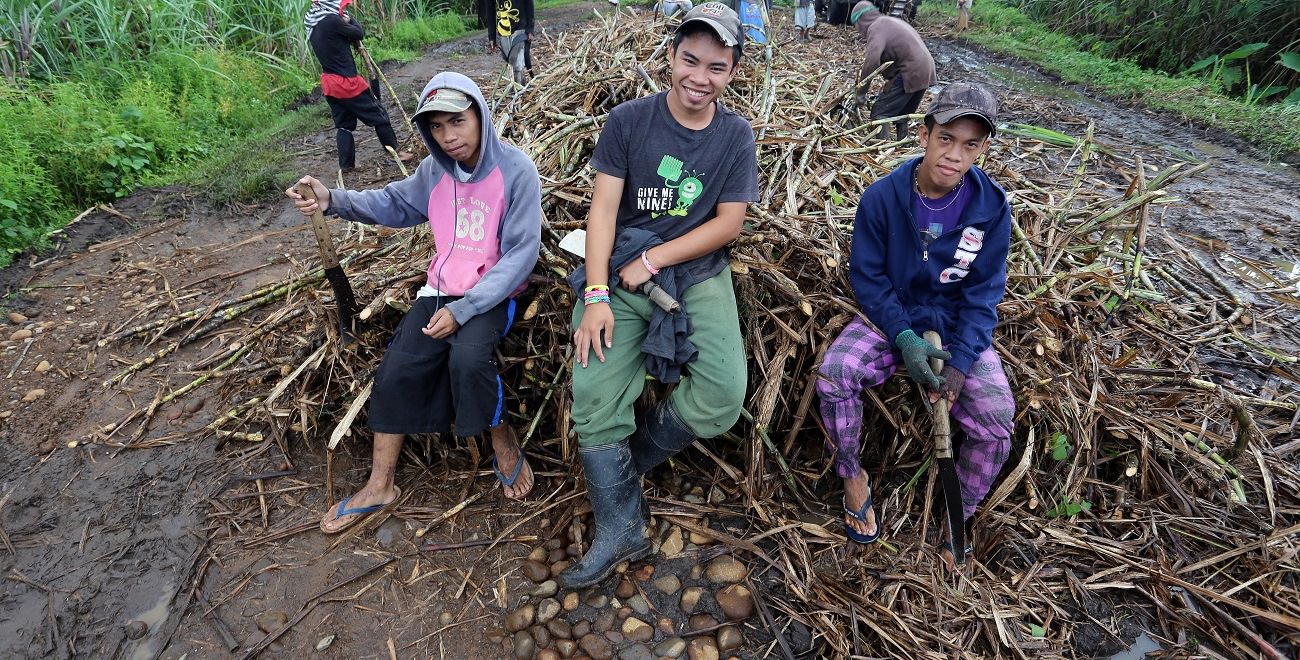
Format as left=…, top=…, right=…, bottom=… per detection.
left=320, top=485, right=401, bottom=534
left=843, top=487, right=881, bottom=544
left=492, top=451, right=533, bottom=499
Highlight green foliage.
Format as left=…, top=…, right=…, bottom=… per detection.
left=0, top=0, right=467, bottom=81
left=371, top=12, right=468, bottom=60
left=930, top=1, right=1300, bottom=159
left=1048, top=432, right=1071, bottom=461
left=1004, top=0, right=1300, bottom=94
left=1044, top=496, right=1092, bottom=519
left=0, top=2, right=472, bottom=263
left=0, top=128, right=64, bottom=265
left=99, top=132, right=156, bottom=198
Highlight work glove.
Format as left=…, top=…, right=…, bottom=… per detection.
left=894, top=329, right=951, bottom=390
left=935, top=365, right=965, bottom=403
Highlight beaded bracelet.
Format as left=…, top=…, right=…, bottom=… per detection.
left=640, top=250, right=660, bottom=275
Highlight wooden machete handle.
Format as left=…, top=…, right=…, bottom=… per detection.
left=296, top=183, right=341, bottom=270
left=923, top=330, right=953, bottom=459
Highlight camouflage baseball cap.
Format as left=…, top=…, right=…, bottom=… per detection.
left=925, top=82, right=999, bottom=136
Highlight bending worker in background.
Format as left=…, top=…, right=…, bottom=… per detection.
left=851, top=0, right=936, bottom=142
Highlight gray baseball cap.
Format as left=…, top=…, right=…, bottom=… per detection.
left=678, top=2, right=743, bottom=47
left=413, top=87, right=473, bottom=117
left=925, top=82, right=999, bottom=136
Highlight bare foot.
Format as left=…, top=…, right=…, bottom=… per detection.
left=319, top=484, right=399, bottom=533
left=491, top=425, right=533, bottom=500
left=938, top=539, right=973, bottom=573
left=843, top=470, right=877, bottom=538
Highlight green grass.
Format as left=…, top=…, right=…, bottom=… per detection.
left=0, top=8, right=468, bottom=267
left=537, top=0, right=590, bottom=9
left=923, top=1, right=1300, bottom=160
left=367, top=12, right=469, bottom=61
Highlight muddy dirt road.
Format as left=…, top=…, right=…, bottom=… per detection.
left=1, top=6, right=1297, bottom=659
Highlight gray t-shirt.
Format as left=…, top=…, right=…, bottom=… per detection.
left=590, top=92, right=759, bottom=272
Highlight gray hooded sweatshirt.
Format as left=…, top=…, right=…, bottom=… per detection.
left=327, top=72, right=542, bottom=326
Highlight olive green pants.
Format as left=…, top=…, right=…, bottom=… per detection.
left=570, top=269, right=747, bottom=447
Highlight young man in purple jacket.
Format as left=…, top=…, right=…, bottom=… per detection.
left=816, top=83, right=1014, bottom=569
left=287, top=72, right=543, bottom=533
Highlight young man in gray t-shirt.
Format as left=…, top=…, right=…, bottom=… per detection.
left=561, top=2, right=760, bottom=589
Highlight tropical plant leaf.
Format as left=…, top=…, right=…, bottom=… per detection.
left=1285, top=88, right=1300, bottom=105
left=1221, top=66, right=1243, bottom=88
left=1222, top=42, right=1269, bottom=61
left=1280, top=52, right=1300, bottom=73
left=1183, top=54, right=1218, bottom=74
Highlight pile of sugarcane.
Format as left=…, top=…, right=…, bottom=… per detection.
left=93, top=11, right=1299, bottom=657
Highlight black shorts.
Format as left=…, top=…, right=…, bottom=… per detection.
left=869, top=76, right=926, bottom=121
left=368, top=296, right=516, bottom=437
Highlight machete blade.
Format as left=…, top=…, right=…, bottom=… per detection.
left=923, top=330, right=966, bottom=567
left=296, top=183, right=359, bottom=347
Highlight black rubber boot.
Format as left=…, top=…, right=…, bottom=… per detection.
left=336, top=128, right=356, bottom=170
left=558, top=440, right=652, bottom=589
left=630, top=399, right=697, bottom=475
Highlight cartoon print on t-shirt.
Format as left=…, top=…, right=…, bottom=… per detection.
left=641, top=154, right=705, bottom=218
left=495, top=0, right=519, bottom=36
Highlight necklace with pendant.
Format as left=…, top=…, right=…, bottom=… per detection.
left=914, top=172, right=964, bottom=212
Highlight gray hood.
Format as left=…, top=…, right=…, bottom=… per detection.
left=414, top=72, right=500, bottom=183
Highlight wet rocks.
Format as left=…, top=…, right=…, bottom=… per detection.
left=686, top=636, right=720, bottom=660
left=615, top=576, right=636, bottom=599
left=537, top=649, right=562, bottom=660
left=537, top=597, right=561, bottom=625
left=717, top=625, right=743, bottom=652
left=505, top=604, right=535, bottom=633
left=621, top=616, right=653, bottom=642
left=554, top=638, right=578, bottom=657
left=562, top=591, right=581, bottom=612
left=532, top=579, right=558, bottom=598
left=655, top=636, right=687, bottom=658
left=715, top=584, right=753, bottom=621
left=618, top=643, right=655, bottom=660
left=8, top=312, right=27, bottom=324
left=659, top=527, right=684, bottom=558
left=579, top=632, right=613, bottom=660
left=125, top=620, right=148, bottom=640
left=255, top=610, right=288, bottom=633
left=688, top=614, right=718, bottom=632
left=652, top=574, right=681, bottom=594
left=546, top=618, right=572, bottom=639
left=704, top=556, right=746, bottom=584
left=513, top=630, right=536, bottom=658
left=523, top=559, right=551, bottom=582
left=9, top=329, right=31, bottom=341
left=680, top=586, right=706, bottom=614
